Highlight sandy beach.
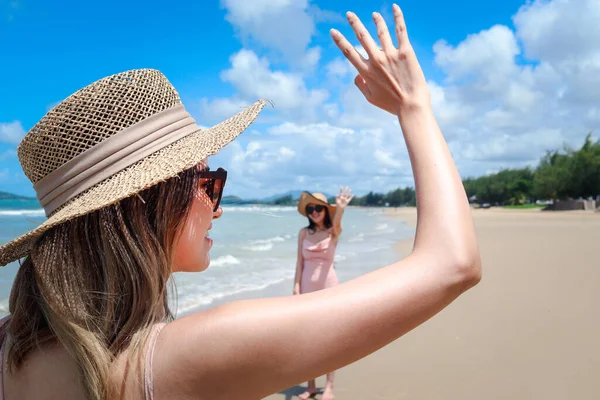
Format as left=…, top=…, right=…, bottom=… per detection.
left=265, top=207, right=600, bottom=400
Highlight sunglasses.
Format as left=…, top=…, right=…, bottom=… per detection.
left=199, top=167, right=228, bottom=212
left=306, top=205, right=325, bottom=215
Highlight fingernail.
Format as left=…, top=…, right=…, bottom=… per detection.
left=346, top=11, right=355, bottom=18
left=330, top=28, right=339, bottom=37
left=372, top=12, right=379, bottom=18
left=393, top=4, right=400, bottom=11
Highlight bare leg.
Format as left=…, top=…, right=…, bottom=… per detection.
left=322, top=372, right=335, bottom=400
left=298, top=379, right=318, bottom=399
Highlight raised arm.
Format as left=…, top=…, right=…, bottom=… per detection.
left=293, top=228, right=307, bottom=295
left=156, top=6, right=481, bottom=400
left=331, top=187, right=353, bottom=237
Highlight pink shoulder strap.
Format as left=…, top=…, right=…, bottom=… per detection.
left=144, top=323, right=166, bottom=400
left=300, top=228, right=307, bottom=240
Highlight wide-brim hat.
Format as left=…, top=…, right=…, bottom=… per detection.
left=297, top=191, right=336, bottom=219
left=0, top=69, right=266, bottom=267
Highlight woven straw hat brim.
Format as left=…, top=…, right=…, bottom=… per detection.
left=0, top=100, right=266, bottom=267
left=297, top=191, right=336, bottom=219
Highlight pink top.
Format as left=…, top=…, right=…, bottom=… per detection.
left=0, top=316, right=166, bottom=400
left=300, top=232, right=339, bottom=294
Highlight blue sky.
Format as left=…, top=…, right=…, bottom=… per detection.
left=1, top=0, right=599, bottom=199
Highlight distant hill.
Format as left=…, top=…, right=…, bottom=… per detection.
left=0, top=191, right=35, bottom=201
left=260, top=190, right=304, bottom=202
left=221, top=191, right=336, bottom=206
left=221, top=195, right=258, bottom=205
left=259, top=190, right=333, bottom=203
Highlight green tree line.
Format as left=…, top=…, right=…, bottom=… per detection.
left=327, top=187, right=417, bottom=207
left=464, top=133, right=600, bottom=205
left=337, top=133, right=600, bottom=207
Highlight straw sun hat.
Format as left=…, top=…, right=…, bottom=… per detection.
left=297, top=191, right=336, bottom=219
left=0, top=69, right=266, bottom=267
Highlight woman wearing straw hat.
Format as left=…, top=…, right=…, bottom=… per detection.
left=0, top=6, right=480, bottom=400
left=293, top=189, right=352, bottom=399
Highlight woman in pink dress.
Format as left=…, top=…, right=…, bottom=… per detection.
left=293, top=188, right=354, bottom=400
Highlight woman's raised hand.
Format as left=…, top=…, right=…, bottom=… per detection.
left=330, top=4, right=430, bottom=115
left=335, top=187, right=354, bottom=209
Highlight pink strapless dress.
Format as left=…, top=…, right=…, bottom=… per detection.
left=300, top=235, right=339, bottom=294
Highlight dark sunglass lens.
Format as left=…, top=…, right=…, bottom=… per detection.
left=306, top=206, right=314, bottom=214
left=204, top=179, right=214, bottom=200
left=213, top=179, right=222, bottom=202
left=315, top=205, right=324, bottom=212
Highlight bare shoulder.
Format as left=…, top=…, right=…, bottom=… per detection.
left=5, top=341, right=87, bottom=399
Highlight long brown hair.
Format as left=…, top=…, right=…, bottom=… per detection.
left=7, top=165, right=205, bottom=400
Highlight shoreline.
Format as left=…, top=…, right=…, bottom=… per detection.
left=179, top=206, right=414, bottom=317
left=178, top=277, right=295, bottom=317
left=179, top=205, right=598, bottom=317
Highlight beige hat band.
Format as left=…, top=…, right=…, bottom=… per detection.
left=34, top=104, right=200, bottom=216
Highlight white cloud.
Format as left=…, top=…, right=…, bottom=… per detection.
left=322, top=103, right=340, bottom=119
left=374, top=149, right=402, bottom=169
left=0, top=121, right=25, bottom=145
left=220, top=50, right=326, bottom=108
left=303, top=47, right=322, bottom=70
left=268, top=122, right=353, bottom=137
left=428, top=81, right=473, bottom=129
left=200, top=49, right=328, bottom=122
left=210, top=120, right=413, bottom=198
left=514, top=0, right=600, bottom=63
left=452, top=128, right=564, bottom=163
left=199, top=97, right=250, bottom=123
left=277, top=146, right=295, bottom=162
left=221, top=0, right=320, bottom=67
left=434, top=25, right=520, bottom=84
left=514, top=0, right=600, bottom=104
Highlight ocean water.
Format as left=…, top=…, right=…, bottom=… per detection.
left=0, top=200, right=414, bottom=317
